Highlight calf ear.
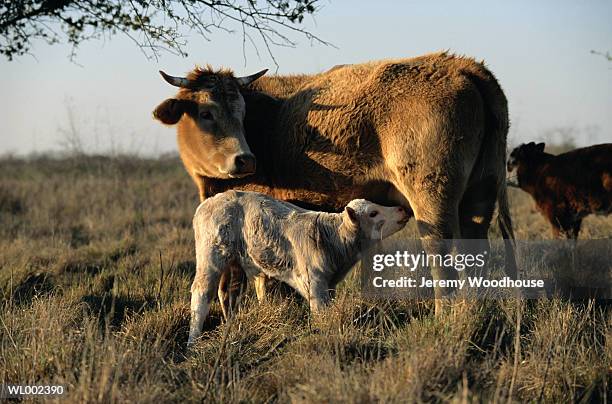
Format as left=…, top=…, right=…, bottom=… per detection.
left=153, top=98, right=188, bottom=125
left=345, top=206, right=359, bottom=224
left=536, top=142, right=545, bottom=152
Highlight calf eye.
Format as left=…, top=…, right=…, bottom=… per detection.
left=199, top=111, right=214, bottom=120
left=369, top=211, right=379, bottom=218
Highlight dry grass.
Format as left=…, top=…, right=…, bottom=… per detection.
left=0, top=155, right=610, bottom=403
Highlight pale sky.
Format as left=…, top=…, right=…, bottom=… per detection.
left=1, top=0, right=611, bottom=156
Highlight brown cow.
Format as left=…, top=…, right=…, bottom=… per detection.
left=153, top=52, right=517, bottom=315
left=507, top=142, right=612, bottom=239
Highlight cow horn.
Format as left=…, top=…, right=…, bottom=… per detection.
left=159, top=70, right=192, bottom=88
left=236, top=69, right=268, bottom=86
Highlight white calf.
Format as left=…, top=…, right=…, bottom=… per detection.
left=188, top=190, right=409, bottom=344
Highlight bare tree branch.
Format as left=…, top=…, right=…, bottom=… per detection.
left=0, top=0, right=328, bottom=61
left=590, top=49, right=612, bottom=62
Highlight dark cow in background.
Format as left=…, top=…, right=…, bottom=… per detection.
left=507, top=142, right=612, bottom=239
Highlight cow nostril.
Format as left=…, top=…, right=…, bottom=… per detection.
left=234, top=154, right=256, bottom=173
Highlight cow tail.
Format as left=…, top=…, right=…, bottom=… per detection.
left=465, top=61, right=519, bottom=279
left=497, top=177, right=518, bottom=279
left=486, top=84, right=519, bottom=280
left=487, top=76, right=519, bottom=280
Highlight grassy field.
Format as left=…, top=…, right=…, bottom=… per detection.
left=0, top=154, right=610, bottom=403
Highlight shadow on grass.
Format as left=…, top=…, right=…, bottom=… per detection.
left=12, top=272, right=54, bottom=305
left=350, top=300, right=430, bottom=336
left=175, top=260, right=196, bottom=277
left=81, top=293, right=152, bottom=328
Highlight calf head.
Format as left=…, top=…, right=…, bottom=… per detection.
left=506, top=142, right=545, bottom=188
left=344, top=199, right=410, bottom=240
left=153, top=67, right=267, bottom=179
left=507, top=142, right=545, bottom=172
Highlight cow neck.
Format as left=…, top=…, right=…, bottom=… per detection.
left=197, top=90, right=282, bottom=198
left=242, top=88, right=283, bottom=173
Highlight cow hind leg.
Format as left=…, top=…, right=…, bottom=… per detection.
left=403, top=190, right=463, bottom=316
left=457, top=176, right=497, bottom=279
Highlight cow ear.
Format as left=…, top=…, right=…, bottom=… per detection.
left=345, top=206, right=359, bottom=225
left=536, top=142, right=545, bottom=152
left=153, top=98, right=187, bottom=125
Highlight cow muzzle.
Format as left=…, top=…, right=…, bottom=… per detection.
left=227, top=153, right=257, bottom=178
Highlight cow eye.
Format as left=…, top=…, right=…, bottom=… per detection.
left=369, top=211, right=378, bottom=218
left=199, top=110, right=213, bottom=120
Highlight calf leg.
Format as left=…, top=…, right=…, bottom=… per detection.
left=217, top=262, right=247, bottom=321
left=307, top=279, right=332, bottom=313
left=189, top=269, right=222, bottom=345
left=549, top=216, right=581, bottom=296
left=564, top=220, right=582, bottom=240
left=254, top=274, right=268, bottom=303
left=292, top=271, right=331, bottom=313
left=197, top=182, right=247, bottom=318
left=549, top=211, right=581, bottom=240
